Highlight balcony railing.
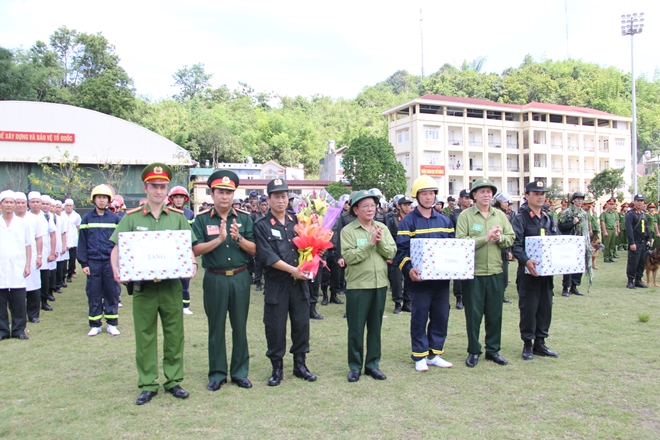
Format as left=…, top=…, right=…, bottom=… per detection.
left=567, top=145, right=579, bottom=151
left=448, top=139, right=463, bottom=146
left=551, top=166, right=563, bottom=173
left=599, top=145, right=610, bottom=152
left=488, top=141, right=502, bottom=148
left=506, top=142, right=519, bottom=149
left=551, top=143, right=563, bottom=150
left=506, top=166, right=520, bottom=172
left=489, top=165, right=502, bottom=171
left=469, top=140, right=482, bottom=147
left=584, top=145, right=594, bottom=152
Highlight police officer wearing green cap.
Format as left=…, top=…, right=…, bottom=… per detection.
left=191, top=169, right=256, bottom=391
left=110, top=162, right=198, bottom=405
left=456, top=178, right=515, bottom=367
left=254, top=178, right=317, bottom=386
left=511, top=180, right=560, bottom=361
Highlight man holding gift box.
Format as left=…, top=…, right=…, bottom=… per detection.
left=456, top=179, right=515, bottom=368
left=511, top=180, right=560, bottom=361
left=395, top=175, right=455, bottom=373
left=558, top=192, right=591, bottom=296
left=254, top=178, right=317, bottom=387
left=110, top=162, right=198, bottom=406
left=626, top=194, right=650, bottom=289
left=192, top=169, right=256, bottom=391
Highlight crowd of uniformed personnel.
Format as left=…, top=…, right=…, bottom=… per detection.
left=1, top=162, right=654, bottom=405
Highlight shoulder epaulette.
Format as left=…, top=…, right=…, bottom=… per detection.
left=235, top=208, right=251, bottom=215
left=197, top=208, right=212, bottom=216
left=125, top=206, right=142, bottom=215
left=168, top=206, right=184, bottom=214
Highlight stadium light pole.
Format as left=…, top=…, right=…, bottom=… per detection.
left=621, top=12, right=644, bottom=195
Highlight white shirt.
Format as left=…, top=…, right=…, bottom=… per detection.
left=0, top=213, right=31, bottom=289
left=21, top=212, right=48, bottom=291
left=66, top=210, right=81, bottom=247
left=42, top=211, right=58, bottom=271
left=56, top=213, right=69, bottom=262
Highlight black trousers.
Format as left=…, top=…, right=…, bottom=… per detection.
left=263, top=281, right=310, bottom=361
left=501, top=248, right=509, bottom=292
left=26, top=289, right=41, bottom=321
left=0, top=288, right=27, bottom=338
left=253, top=255, right=264, bottom=286
left=56, top=260, right=66, bottom=288
left=627, top=242, right=647, bottom=279
left=39, top=269, right=51, bottom=301
left=518, top=276, right=553, bottom=342
left=326, top=250, right=342, bottom=294
left=562, top=272, right=582, bottom=289
left=67, top=247, right=77, bottom=276
left=452, top=280, right=462, bottom=298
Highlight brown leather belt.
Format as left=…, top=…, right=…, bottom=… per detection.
left=206, top=265, right=247, bottom=277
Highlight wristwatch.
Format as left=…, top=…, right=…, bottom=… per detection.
left=237, top=235, right=243, bottom=243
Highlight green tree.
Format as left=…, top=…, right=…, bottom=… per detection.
left=325, top=181, right=350, bottom=200
left=172, top=63, right=213, bottom=102
left=545, top=181, right=565, bottom=202
left=587, top=168, right=625, bottom=200
left=342, top=135, right=406, bottom=199
left=29, top=147, right=92, bottom=205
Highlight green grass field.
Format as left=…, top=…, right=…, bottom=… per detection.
left=1, top=254, right=659, bottom=439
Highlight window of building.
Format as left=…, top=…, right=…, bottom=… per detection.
left=566, top=116, right=579, bottom=125
left=549, top=114, right=563, bottom=123
left=582, top=118, right=595, bottom=126
left=447, top=107, right=463, bottom=117
left=486, top=111, right=502, bottom=120
left=598, top=119, right=610, bottom=127
left=505, top=112, right=515, bottom=121
left=523, top=113, right=529, bottom=122
left=615, top=160, right=626, bottom=168
left=425, top=152, right=440, bottom=165
left=405, top=131, right=410, bottom=141
left=532, top=113, right=547, bottom=122
left=420, top=104, right=442, bottom=115
left=425, top=127, right=440, bottom=140
left=397, top=132, right=402, bottom=143
left=405, top=154, right=410, bottom=167
left=615, top=139, right=626, bottom=149
left=466, top=108, right=483, bottom=119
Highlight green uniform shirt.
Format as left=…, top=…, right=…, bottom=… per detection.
left=191, top=207, right=254, bottom=270
left=341, top=219, right=396, bottom=290
left=110, top=204, right=196, bottom=245
left=619, top=212, right=626, bottom=231
left=442, top=207, right=452, bottom=217
left=589, top=213, right=600, bottom=234
left=456, top=205, right=515, bottom=276
left=648, top=213, right=657, bottom=233
left=601, top=211, right=618, bottom=229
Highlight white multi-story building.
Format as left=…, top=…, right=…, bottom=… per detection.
left=383, top=94, right=632, bottom=204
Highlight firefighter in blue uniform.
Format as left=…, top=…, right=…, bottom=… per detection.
left=394, top=175, right=455, bottom=372
left=77, top=184, right=121, bottom=336
left=168, top=186, right=196, bottom=314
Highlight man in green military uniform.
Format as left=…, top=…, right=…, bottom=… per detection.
left=456, top=178, right=515, bottom=367
left=110, top=163, right=197, bottom=406
left=617, top=204, right=628, bottom=252
left=648, top=203, right=658, bottom=248
left=192, top=170, right=256, bottom=391
left=601, top=200, right=619, bottom=263
left=442, top=196, right=455, bottom=217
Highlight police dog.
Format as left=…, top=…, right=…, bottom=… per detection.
left=645, top=248, right=660, bottom=287
left=591, top=235, right=605, bottom=270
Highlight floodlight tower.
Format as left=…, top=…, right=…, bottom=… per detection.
left=621, top=12, right=644, bottom=195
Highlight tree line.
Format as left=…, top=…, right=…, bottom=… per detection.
left=2, top=27, right=660, bottom=199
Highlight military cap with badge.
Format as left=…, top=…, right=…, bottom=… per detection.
left=208, top=169, right=239, bottom=191
left=142, top=162, right=172, bottom=183
left=524, top=180, right=547, bottom=193
left=267, top=178, right=289, bottom=195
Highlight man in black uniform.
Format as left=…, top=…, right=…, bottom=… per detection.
left=387, top=195, right=413, bottom=314
left=251, top=195, right=269, bottom=291
left=511, top=181, right=559, bottom=361
left=626, top=194, right=650, bottom=289
left=449, top=189, right=472, bottom=309
left=254, top=179, right=317, bottom=386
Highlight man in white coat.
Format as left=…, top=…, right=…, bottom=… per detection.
left=64, top=199, right=81, bottom=283
left=15, top=192, right=48, bottom=323
left=0, top=190, right=32, bottom=340
left=39, top=195, right=58, bottom=311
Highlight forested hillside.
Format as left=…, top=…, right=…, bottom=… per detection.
left=2, top=27, right=659, bottom=177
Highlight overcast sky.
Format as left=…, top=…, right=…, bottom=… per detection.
left=1, top=0, right=657, bottom=101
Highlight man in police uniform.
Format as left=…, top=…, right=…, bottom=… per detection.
left=511, top=181, right=560, bottom=361
left=110, top=163, right=197, bottom=405
left=192, top=170, right=256, bottom=391
left=626, top=194, right=650, bottom=289
left=558, top=192, right=589, bottom=297
left=254, top=178, right=317, bottom=386
left=601, top=200, right=619, bottom=263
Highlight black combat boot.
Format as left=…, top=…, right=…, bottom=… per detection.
left=268, top=359, right=283, bottom=386
left=321, top=289, right=328, bottom=306
left=455, top=296, right=464, bottom=310
left=310, top=303, right=323, bottom=320
left=330, top=292, right=344, bottom=304
left=533, top=338, right=559, bottom=357
left=402, top=301, right=412, bottom=312
left=635, top=278, right=648, bottom=288
left=393, top=303, right=402, bottom=314
left=561, top=287, right=569, bottom=297
left=292, top=353, right=317, bottom=381
left=627, top=278, right=636, bottom=289
left=522, top=340, right=533, bottom=361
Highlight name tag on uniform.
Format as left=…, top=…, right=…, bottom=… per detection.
left=357, top=238, right=368, bottom=247
left=471, top=223, right=483, bottom=232
left=136, top=226, right=149, bottom=231
left=271, top=229, right=282, bottom=238
left=207, top=225, right=220, bottom=236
